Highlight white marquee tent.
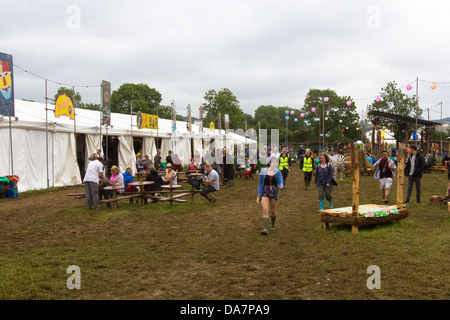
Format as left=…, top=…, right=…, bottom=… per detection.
left=0, top=100, right=255, bottom=193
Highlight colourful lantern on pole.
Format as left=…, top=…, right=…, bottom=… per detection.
left=294, top=118, right=298, bottom=122
left=311, top=107, right=316, bottom=112
left=285, top=110, right=289, bottom=114
left=346, top=101, right=352, bottom=106
left=300, top=113, right=305, bottom=117
left=375, top=96, right=382, bottom=102
left=406, top=84, right=413, bottom=91
left=430, top=83, right=437, bottom=90
left=324, top=97, right=329, bottom=102
left=290, top=110, right=295, bottom=115
left=285, top=116, right=289, bottom=120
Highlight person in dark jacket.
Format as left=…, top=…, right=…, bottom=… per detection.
left=315, top=153, right=334, bottom=211
left=144, top=166, right=164, bottom=203
left=404, top=145, right=426, bottom=205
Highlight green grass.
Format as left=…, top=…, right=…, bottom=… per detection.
left=0, top=169, right=449, bottom=300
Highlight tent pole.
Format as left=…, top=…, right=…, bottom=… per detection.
left=9, top=116, right=13, bottom=175
left=45, top=79, right=49, bottom=189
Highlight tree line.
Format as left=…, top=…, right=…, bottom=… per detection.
left=53, top=81, right=423, bottom=147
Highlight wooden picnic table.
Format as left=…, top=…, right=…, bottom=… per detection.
left=160, top=183, right=189, bottom=208
left=102, top=185, right=126, bottom=209
left=128, top=181, right=154, bottom=204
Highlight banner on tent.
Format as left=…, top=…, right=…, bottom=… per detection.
left=210, top=121, right=214, bottom=132
left=137, top=111, right=158, bottom=130
left=0, top=52, right=14, bottom=117
left=55, top=94, right=75, bottom=120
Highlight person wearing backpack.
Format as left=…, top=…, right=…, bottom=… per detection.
left=315, top=153, right=335, bottom=211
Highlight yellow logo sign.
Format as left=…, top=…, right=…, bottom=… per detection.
left=137, top=111, right=158, bottom=129
left=55, top=94, right=74, bottom=120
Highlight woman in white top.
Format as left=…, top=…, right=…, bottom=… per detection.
left=164, top=163, right=178, bottom=185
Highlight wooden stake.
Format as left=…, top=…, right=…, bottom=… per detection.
left=396, top=152, right=405, bottom=208
left=352, top=159, right=360, bottom=218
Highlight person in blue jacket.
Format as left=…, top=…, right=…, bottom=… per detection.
left=257, top=155, right=284, bottom=235
left=315, top=153, right=335, bottom=211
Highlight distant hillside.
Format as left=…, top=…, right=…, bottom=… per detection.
left=431, top=117, right=450, bottom=123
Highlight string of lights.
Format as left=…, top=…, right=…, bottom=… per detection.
left=13, top=64, right=101, bottom=89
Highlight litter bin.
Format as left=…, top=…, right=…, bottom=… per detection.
left=5, top=175, right=19, bottom=198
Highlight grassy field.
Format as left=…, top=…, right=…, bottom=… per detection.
left=0, top=166, right=449, bottom=300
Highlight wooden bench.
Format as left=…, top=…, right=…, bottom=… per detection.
left=99, top=194, right=138, bottom=209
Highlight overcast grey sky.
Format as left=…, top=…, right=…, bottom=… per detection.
left=3, top=0, right=450, bottom=121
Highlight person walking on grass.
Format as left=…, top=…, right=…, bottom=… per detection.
left=299, top=148, right=315, bottom=190
left=373, top=150, right=397, bottom=204
left=404, top=145, right=426, bottom=206
left=257, top=155, right=284, bottom=235
left=315, top=153, right=334, bottom=211
left=278, top=147, right=291, bottom=187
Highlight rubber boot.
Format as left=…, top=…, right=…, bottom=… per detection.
left=329, top=200, right=333, bottom=209
left=261, top=218, right=269, bottom=235
left=319, top=200, right=325, bottom=211
left=271, top=216, right=276, bottom=230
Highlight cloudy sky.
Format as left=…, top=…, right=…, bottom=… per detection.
left=3, top=0, right=450, bottom=121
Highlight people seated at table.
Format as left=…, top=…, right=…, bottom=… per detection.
left=123, top=166, right=139, bottom=203
left=187, top=158, right=198, bottom=173
left=101, top=165, right=125, bottom=208
left=245, top=163, right=257, bottom=180
left=144, top=166, right=164, bottom=192
left=163, top=163, right=178, bottom=185
left=144, top=155, right=153, bottom=173
left=136, top=154, right=146, bottom=173
left=173, top=153, right=183, bottom=172
left=200, top=163, right=220, bottom=204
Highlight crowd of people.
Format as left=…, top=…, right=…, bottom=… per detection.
left=82, top=143, right=448, bottom=236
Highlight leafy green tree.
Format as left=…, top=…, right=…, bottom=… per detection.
left=110, top=83, right=162, bottom=115
left=368, top=81, right=421, bottom=147
left=302, top=89, right=360, bottom=147
left=203, top=88, right=244, bottom=129
left=54, top=87, right=81, bottom=106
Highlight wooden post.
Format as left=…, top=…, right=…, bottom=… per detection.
left=352, top=154, right=360, bottom=234
left=396, top=150, right=405, bottom=210
left=170, top=179, right=173, bottom=208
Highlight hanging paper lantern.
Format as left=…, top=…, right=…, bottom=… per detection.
left=325, top=117, right=328, bottom=121
left=375, top=96, right=382, bottom=102
left=406, top=84, right=413, bottom=91
left=324, top=97, right=329, bottom=102
left=300, top=113, right=305, bottom=117
left=285, top=116, right=289, bottom=120
left=294, top=118, right=298, bottom=122
left=430, top=83, right=437, bottom=90
left=290, top=110, right=295, bottom=115
left=311, top=108, right=316, bottom=112
left=346, top=101, right=352, bottom=106
left=285, top=110, right=289, bottom=114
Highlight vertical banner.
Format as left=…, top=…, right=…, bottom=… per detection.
left=188, top=104, right=192, bottom=133
left=219, top=112, right=222, bottom=131
left=245, top=119, right=248, bottom=132
left=101, top=80, right=111, bottom=126
left=172, top=100, right=176, bottom=132
left=225, top=114, right=229, bottom=130
left=0, top=52, right=14, bottom=116
left=210, top=121, right=215, bottom=133
left=199, top=105, right=204, bottom=133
